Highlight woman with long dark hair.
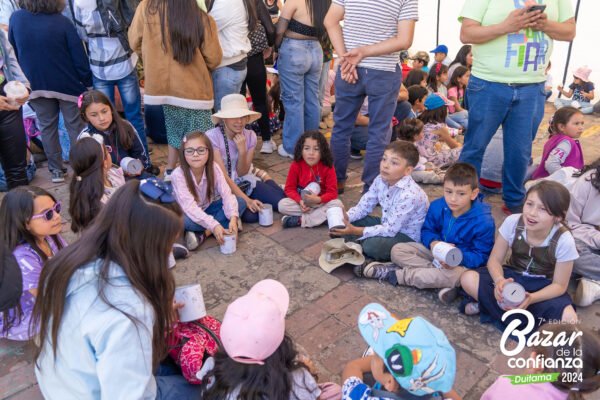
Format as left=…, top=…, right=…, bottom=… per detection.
left=33, top=180, right=200, bottom=398
left=9, top=0, right=92, bottom=183
left=275, top=0, right=330, bottom=158
left=446, top=44, right=472, bottom=86
left=129, top=0, right=222, bottom=180
left=207, top=0, right=257, bottom=111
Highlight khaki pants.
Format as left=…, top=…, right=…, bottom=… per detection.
left=390, top=242, right=466, bottom=289
left=277, top=198, right=344, bottom=228
left=412, top=169, right=444, bottom=184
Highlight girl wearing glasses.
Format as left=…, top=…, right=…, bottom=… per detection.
left=172, top=131, right=246, bottom=250
left=0, top=186, right=66, bottom=341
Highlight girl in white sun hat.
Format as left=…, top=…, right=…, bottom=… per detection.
left=205, top=94, right=285, bottom=224
left=555, top=66, right=595, bottom=114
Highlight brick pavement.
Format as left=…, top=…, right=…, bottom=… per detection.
left=1, top=104, right=600, bottom=399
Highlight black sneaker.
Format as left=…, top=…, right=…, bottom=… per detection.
left=281, top=215, right=301, bottom=228
left=350, top=150, right=363, bottom=160
left=172, top=243, right=189, bottom=260
left=146, top=164, right=160, bottom=176
left=51, top=170, right=65, bottom=183
left=360, top=261, right=400, bottom=282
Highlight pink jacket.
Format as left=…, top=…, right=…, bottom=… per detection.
left=171, top=163, right=239, bottom=231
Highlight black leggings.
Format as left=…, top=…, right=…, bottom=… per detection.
left=241, top=53, right=271, bottom=141
left=0, top=108, right=28, bottom=189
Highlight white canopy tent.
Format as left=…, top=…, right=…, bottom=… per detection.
left=409, top=0, right=599, bottom=98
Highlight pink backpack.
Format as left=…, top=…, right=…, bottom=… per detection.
left=167, top=315, right=221, bottom=384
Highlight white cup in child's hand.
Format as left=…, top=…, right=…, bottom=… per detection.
left=174, top=284, right=207, bottom=322
left=432, top=242, right=463, bottom=268
left=327, top=207, right=345, bottom=230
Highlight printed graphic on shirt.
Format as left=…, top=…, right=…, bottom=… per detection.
left=504, top=1, right=549, bottom=72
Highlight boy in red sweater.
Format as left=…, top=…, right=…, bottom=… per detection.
left=278, top=131, right=344, bottom=228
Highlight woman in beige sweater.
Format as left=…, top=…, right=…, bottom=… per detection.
left=129, top=0, right=222, bottom=178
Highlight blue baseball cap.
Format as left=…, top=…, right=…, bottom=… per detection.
left=430, top=45, right=448, bottom=54
left=424, top=93, right=453, bottom=111
left=357, top=303, right=456, bottom=396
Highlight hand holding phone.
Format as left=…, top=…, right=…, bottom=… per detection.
left=527, top=4, right=546, bottom=13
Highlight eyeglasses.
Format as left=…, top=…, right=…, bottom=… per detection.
left=184, top=147, right=208, bottom=156
left=31, top=201, right=62, bottom=221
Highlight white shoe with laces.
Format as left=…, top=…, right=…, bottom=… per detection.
left=278, top=144, right=293, bottom=159
left=260, top=139, right=276, bottom=154
left=574, top=278, right=600, bottom=307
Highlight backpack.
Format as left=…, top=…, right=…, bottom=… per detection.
left=167, top=315, right=222, bottom=384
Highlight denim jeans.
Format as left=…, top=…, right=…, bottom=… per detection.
left=212, top=65, right=248, bottom=112
left=155, top=360, right=201, bottom=400
left=343, top=216, right=413, bottom=262
left=184, top=197, right=246, bottom=232
left=554, top=97, right=594, bottom=114
left=93, top=70, right=149, bottom=155
left=278, top=38, right=323, bottom=154
left=331, top=66, right=401, bottom=186
left=459, top=75, right=545, bottom=208
left=447, top=110, right=468, bottom=130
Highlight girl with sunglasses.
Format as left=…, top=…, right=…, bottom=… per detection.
left=171, top=131, right=246, bottom=250
left=69, top=135, right=126, bottom=233
left=0, top=186, right=66, bottom=341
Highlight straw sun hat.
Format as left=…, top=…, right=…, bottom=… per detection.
left=211, top=94, right=261, bottom=125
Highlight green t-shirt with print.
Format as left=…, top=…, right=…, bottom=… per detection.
left=460, top=0, right=574, bottom=84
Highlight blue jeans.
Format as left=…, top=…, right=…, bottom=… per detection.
left=447, top=110, right=468, bottom=130
left=184, top=197, right=246, bottom=232
left=93, top=70, right=149, bottom=156
left=554, top=97, right=594, bottom=114
left=278, top=38, right=323, bottom=154
left=342, top=216, right=413, bottom=262
left=331, top=66, right=401, bottom=186
left=155, top=360, right=201, bottom=400
left=212, top=65, right=248, bottom=112
left=459, top=76, right=545, bottom=208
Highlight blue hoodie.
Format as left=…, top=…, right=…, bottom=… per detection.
left=421, top=196, right=495, bottom=269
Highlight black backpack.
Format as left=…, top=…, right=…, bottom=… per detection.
left=69, top=0, right=140, bottom=55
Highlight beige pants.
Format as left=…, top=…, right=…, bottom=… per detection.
left=277, top=198, right=344, bottom=228
left=390, top=242, right=466, bottom=289
left=412, top=169, right=445, bottom=184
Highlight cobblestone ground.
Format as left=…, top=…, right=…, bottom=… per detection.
left=1, top=104, right=600, bottom=399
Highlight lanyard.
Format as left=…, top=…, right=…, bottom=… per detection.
left=220, top=125, right=233, bottom=178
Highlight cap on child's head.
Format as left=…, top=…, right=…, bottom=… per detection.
left=220, top=279, right=289, bottom=365
left=573, top=66, right=592, bottom=82
left=410, top=51, right=430, bottom=65
left=357, top=303, right=456, bottom=396
left=424, top=93, right=453, bottom=111
left=430, top=45, right=448, bottom=55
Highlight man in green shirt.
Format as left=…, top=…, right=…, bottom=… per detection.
left=458, top=0, right=575, bottom=214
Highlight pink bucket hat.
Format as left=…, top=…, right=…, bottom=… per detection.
left=573, top=66, right=592, bottom=82
left=220, top=279, right=289, bottom=365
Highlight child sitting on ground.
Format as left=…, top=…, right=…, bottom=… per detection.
left=78, top=90, right=151, bottom=177
left=206, top=94, right=285, bottom=224
left=482, top=323, right=600, bottom=399
left=406, top=85, right=428, bottom=119
left=416, top=93, right=462, bottom=168
left=0, top=186, right=66, bottom=341
left=171, top=132, right=246, bottom=251
left=342, top=303, right=460, bottom=399
left=531, top=107, right=584, bottom=180
left=279, top=131, right=344, bottom=228
left=200, top=279, right=340, bottom=399
left=395, top=118, right=444, bottom=184
left=331, top=141, right=428, bottom=262
left=460, top=181, right=579, bottom=329
left=69, top=135, right=125, bottom=233
left=446, top=66, right=470, bottom=130
left=355, top=163, right=495, bottom=305
left=555, top=66, right=595, bottom=114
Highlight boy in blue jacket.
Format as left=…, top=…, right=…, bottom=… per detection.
left=355, top=163, right=495, bottom=304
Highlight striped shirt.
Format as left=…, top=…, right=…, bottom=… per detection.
left=333, top=0, right=418, bottom=72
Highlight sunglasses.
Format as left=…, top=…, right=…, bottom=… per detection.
left=31, top=201, right=62, bottom=221
left=184, top=146, right=209, bottom=156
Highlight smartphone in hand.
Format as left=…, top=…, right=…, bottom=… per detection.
left=527, top=4, right=547, bottom=13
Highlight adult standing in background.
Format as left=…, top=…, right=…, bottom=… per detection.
left=9, top=0, right=92, bottom=183
left=458, top=0, right=576, bottom=214
left=129, top=0, right=222, bottom=179
left=325, top=0, right=418, bottom=192
left=275, top=0, right=330, bottom=158
left=70, top=0, right=156, bottom=172
left=445, top=44, right=472, bottom=86
left=207, top=0, right=255, bottom=111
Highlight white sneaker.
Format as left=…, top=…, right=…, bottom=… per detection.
left=260, top=139, right=276, bottom=154
left=574, top=278, right=600, bottom=307
left=185, top=231, right=199, bottom=251
left=163, top=169, right=173, bottom=182
left=278, top=144, right=293, bottom=159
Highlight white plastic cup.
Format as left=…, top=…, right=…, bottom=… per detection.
left=499, top=282, right=526, bottom=309
left=432, top=242, right=463, bottom=267
left=259, top=204, right=273, bottom=226
left=326, top=207, right=345, bottom=230
left=120, top=157, right=143, bottom=175
left=4, top=81, right=28, bottom=106
left=301, top=182, right=321, bottom=200
left=174, top=284, right=207, bottom=322
left=220, top=234, right=236, bottom=255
